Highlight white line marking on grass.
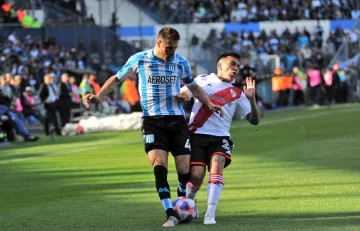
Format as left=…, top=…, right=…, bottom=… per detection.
left=0, top=140, right=142, bottom=164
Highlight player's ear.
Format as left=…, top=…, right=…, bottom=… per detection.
left=217, top=62, right=222, bottom=71
left=156, top=39, right=161, bottom=48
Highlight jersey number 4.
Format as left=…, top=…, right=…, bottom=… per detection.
left=185, top=139, right=191, bottom=150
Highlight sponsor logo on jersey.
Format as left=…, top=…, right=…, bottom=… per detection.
left=207, top=93, right=232, bottom=105
left=147, top=76, right=176, bottom=84
left=230, top=89, right=237, bottom=97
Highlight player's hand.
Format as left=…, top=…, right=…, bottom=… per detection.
left=173, top=94, right=189, bottom=103
left=207, top=102, right=224, bottom=117
left=243, top=77, right=256, bottom=100
left=85, top=94, right=100, bottom=108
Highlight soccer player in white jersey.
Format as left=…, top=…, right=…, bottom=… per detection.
left=177, top=52, right=260, bottom=225
left=85, top=27, right=223, bottom=227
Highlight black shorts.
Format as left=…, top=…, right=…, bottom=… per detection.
left=142, top=116, right=191, bottom=156
left=190, top=134, right=233, bottom=169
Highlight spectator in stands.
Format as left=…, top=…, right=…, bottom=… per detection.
left=88, top=74, right=100, bottom=95
left=306, top=64, right=323, bottom=106
left=69, top=75, right=81, bottom=117
left=87, top=74, right=100, bottom=112
left=69, top=76, right=81, bottom=106
left=39, top=74, right=61, bottom=136
left=292, top=67, right=305, bottom=106
left=18, top=86, right=44, bottom=124
left=323, top=68, right=334, bottom=104
left=120, top=74, right=141, bottom=113
left=57, top=73, right=72, bottom=127
left=0, top=74, right=14, bottom=101
left=332, top=63, right=347, bottom=103
left=79, top=74, right=92, bottom=103
left=0, top=88, right=39, bottom=142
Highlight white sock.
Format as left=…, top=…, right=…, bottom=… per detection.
left=206, top=174, right=224, bottom=217
left=186, top=181, right=200, bottom=200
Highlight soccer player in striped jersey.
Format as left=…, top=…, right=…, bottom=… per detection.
left=85, top=27, right=223, bottom=227
left=176, top=52, right=260, bottom=225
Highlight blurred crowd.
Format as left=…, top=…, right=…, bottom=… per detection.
left=1, top=0, right=41, bottom=27
left=197, top=22, right=359, bottom=72
left=1, top=0, right=94, bottom=26
left=270, top=63, right=360, bottom=109
left=0, top=31, right=141, bottom=141
left=135, top=0, right=360, bottom=23
left=192, top=19, right=360, bottom=108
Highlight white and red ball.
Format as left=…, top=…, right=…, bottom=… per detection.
left=172, top=196, right=197, bottom=222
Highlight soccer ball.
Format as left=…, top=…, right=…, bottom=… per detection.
left=172, top=196, right=197, bottom=222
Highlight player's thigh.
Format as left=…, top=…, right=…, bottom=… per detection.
left=209, top=136, right=233, bottom=174
left=168, top=116, right=191, bottom=156
left=142, top=116, right=169, bottom=154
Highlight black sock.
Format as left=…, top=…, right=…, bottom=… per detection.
left=154, top=165, right=177, bottom=219
left=177, top=173, right=190, bottom=197
left=154, top=165, right=171, bottom=200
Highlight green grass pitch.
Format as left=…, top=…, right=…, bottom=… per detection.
left=1, top=104, right=359, bottom=231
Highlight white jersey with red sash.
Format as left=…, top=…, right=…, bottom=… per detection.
left=182, top=73, right=251, bottom=137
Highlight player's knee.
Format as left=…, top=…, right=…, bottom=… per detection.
left=148, top=150, right=168, bottom=167
left=174, top=155, right=190, bottom=174
left=190, top=166, right=206, bottom=186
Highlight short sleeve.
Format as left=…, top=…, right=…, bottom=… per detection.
left=116, top=54, right=141, bottom=82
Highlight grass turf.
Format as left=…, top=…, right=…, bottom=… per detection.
left=0, top=104, right=359, bottom=230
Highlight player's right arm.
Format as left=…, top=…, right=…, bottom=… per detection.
left=85, top=54, right=140, bottom=108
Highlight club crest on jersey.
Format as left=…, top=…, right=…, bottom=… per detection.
left=230, top=89, right=237, bottom=97
left=145, top=134, right=154, bottom=143
left=168, top=64, right=176, bottom=72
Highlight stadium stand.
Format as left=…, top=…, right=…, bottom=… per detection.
left=133, top=0, right=360, bottom=24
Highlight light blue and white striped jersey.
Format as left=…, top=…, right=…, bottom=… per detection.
left=116, top=49, right=196, bottom=116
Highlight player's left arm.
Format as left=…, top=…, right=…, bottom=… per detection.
left=245, top=98, right=260, bottom=125
left=241, top=77, right=260, bottom=125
